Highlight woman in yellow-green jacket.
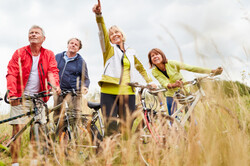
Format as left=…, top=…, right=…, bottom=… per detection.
left=93, top=2, right=155, bottom=136
left=148, top=48, right=223, bottom=116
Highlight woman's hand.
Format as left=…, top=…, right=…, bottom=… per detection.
left=174, top=80, right=184, bottom=88
left=92, top=0, right=102, bottom=14
left=167, top=79, right=183, bottom=89
left=147, top=82, right=158, bottom=89
left=211, top=67, right=223, bottom=76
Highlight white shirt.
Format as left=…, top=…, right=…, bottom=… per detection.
left=24, top=54, right=41, bottom=95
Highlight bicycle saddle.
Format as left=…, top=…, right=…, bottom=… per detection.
left=87, top=101, right=101, bottom=110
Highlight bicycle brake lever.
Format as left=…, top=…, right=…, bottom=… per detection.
left=4, top=90, right=10, bottom=104
left=48, top=82, right=57, bottom=90
left=192, top=79, right=198, bottom=85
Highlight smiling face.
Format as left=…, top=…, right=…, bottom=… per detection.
left=28, top=28, right=45, bottom=45
left=150, top=52, right=163, bottom=65
left=148, top=48, right=168, bottom=68
left=109, top=26, right=125, bottom=45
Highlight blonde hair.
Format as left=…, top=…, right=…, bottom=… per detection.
left=108, top=25, right=126, bottom=42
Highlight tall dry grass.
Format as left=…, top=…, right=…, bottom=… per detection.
left=0, top=80, right=249, bottom=166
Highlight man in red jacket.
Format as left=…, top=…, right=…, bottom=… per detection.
left=6, top=25, right=61, bottom=166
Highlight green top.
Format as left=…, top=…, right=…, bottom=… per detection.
left=152, top=60, right=212, bottom=97
left=96, top=15, right=152, bottom=95
left=101, top=55, right=134, bottom=95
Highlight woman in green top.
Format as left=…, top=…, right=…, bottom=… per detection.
left=148, top=48, right=223, bottom=116
left=93, top=1, right=155, bottom=136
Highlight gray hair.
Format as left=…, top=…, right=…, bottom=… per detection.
left=67, top=38, right=82, bottom=50
left=29, top=25, right=45, bottom=36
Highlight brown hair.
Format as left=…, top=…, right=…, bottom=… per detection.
left=148, top=48, right=168, bottom=68
left=67, top=38, right=82, bottom=50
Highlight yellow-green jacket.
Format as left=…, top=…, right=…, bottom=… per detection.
left=152, top=60, right=211, bottom=97
left=96, top=15, right=152, bottom=93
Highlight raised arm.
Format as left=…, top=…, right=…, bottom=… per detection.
left=92, top=0, right=113, bottom=64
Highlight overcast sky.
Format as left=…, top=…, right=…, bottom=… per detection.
left=0, top=0, right=249, bottom=114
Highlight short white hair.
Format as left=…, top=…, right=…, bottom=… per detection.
left=29, top=25, right=45, bottom=36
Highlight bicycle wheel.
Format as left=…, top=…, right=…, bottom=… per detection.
left=90, top=123, right=103, bottom=146
left=54, top=117, right=102, bottom=161
left=138, top=111, right=185, bottom=165
left=31, top=123, right=49, bottom=160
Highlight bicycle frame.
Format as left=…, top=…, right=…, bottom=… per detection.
left=1, top=90, right=52, bottom=148
left=172, top=88, right=205, bottom=126
left=172, top=75, right=216, bottom=126
left=128, top=82, right=168, bottom=143
left=53, top=90, right=104, bottom=140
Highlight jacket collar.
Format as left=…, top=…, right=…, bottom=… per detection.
left=62, top=51, right=81, bottom=60
left=26, top=45, right=45, bottom=55
left=116, top=43, right=129, bottom=52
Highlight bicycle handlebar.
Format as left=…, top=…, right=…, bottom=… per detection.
left=128, top=82, right=167, bottom=94
left=183, top=74, right=218, bottom=86
left=60, top=89, right=78, bottom=97
left=4, top=89, right=53, bottom=104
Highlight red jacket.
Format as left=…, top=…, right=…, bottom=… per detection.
left=6, top=45, right=60, bottom=102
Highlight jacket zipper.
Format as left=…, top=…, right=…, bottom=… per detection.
left=39, top=63, right=45, bottom=90
left=60, top=55, right=77, bottom=86
left=103, top=62, right=110, bottom=75
left=119, top=53, right=125, bottom=84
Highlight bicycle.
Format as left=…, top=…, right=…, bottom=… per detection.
left=49, top=89, right=104, bottom=163
left=129, top=75, right=241, bottom=165
left=171, top=74, right=241, bottom=128
left=128, top=82, right=183, bottom=165
left=0, top=88, right=53, bottom=163
left=129, top=82, right=175, bottom=140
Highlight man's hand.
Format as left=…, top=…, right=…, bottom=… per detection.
left=10, top=96, right=20, bottom=106
left=55, top=86, right=61, bottom=95
left=81, top=87, right=88, bottom=95
left=93, top=0, right=102, bottom=14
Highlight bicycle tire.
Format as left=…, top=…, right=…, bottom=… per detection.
left=32, top=123, right=49, bottom=160
left=138, top=112, right=185, bottom=166
left=54, top=117, right=102, bottom=161
left=90, top=123, right=103, bottom=144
